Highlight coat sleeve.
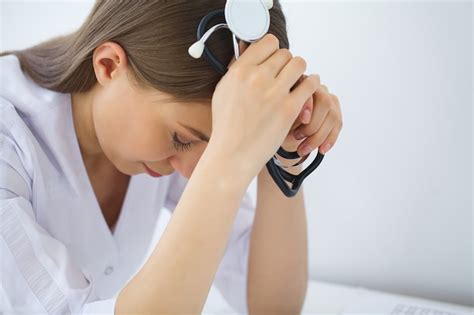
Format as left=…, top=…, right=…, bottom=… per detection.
left=0, top=100, right=111, bottom=314
left=164, top=171, right=256, bottom=314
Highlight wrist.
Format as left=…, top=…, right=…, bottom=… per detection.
left=199, top=145, right=255, bottom=190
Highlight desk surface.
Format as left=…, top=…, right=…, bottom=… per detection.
left=202, top=280, right=473, bottom=314
left=83, top=280, right=473, bottom=314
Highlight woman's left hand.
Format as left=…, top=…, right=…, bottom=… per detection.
left=281, top=74, right=343, bottom=157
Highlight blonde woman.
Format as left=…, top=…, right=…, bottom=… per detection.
left=0, top=0, right=343, bottom=313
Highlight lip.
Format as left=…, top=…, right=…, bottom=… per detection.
left=143, top=163, right=162, bottom=177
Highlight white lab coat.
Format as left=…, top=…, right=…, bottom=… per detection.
left=0, top=54, right=256, bottom=314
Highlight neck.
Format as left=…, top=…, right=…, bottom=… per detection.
left=71, top=86, right=104, bottom=159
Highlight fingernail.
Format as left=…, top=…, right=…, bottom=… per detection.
left=294, top=131, right=305, bottom=140
left=321, top=143, right=332, bottom=154
left=299, top=145, right=313, bottom=156
left=301, top=109, right=311, bottom=124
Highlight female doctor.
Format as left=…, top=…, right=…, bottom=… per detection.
left=0, top=0, right=343, bottom=314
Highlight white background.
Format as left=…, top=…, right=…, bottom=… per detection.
left=1, top=0, right=472, bottom=308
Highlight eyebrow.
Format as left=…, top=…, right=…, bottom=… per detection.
left=178, top=122, right=210, bottom=143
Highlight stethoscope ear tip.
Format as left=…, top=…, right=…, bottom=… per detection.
left=188, top=40, right=204, bottom=59
left=264, top=0, right=273, bottom=10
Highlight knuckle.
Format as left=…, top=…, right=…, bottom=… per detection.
left=279, top=48, right=293, bottom=59
left=328, top=110, right=338, bottom=121
left=265, top=33, right=279, bottom=47
left=320, top=90, right=332, bottom=103
left=230, top=65, right=245, bottom=78
left=235, top=65, right=254, bottom=82
left=292, top=56, right=307, bottom=71
left=248, top=70, right=266, bottom=86
left=311, top=74, right=321, bottom=90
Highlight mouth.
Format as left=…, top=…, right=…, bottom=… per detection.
left=143, top=163, right=162, bottom=177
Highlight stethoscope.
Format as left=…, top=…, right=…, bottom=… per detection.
left=188, top=0, right=324, bottom=197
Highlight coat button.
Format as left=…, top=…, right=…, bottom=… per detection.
left=104, top=266, right=114, bottom=275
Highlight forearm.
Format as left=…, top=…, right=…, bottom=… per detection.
left=115, top=149, right=253, bottom=314
left=248, top=162, right=309, bottom=314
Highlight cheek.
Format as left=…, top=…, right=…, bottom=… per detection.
left=92, top=92, right=168, bottom=162
left=116, top=110, right=172, bottom=162
left=92, top=92, right=128, bottom=161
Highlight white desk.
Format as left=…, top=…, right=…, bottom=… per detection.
left=201, top=280, right=473, bottom=315
left=83, top=280, right=473, bottom=314
left=300, top=280, right=473, bottom=315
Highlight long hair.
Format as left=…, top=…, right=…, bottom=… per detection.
left=0, top=0, right=290, bottom=105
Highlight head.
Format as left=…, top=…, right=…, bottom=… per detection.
left=1, top=0, right=289, bottom=179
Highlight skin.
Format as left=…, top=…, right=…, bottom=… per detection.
left=71, top=39, right=342, bottom=233
left=71, top=35, right=343, bottom=313
left=71, top=41, right=212, bottom=181
left=72, top=40, right=342, bottom=187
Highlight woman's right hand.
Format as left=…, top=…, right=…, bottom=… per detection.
left=207, top=33, right=321, bottom=179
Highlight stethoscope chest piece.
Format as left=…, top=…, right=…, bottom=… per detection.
left=224, top=0, right=272, bottom=43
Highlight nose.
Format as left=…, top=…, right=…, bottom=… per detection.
left=168, top=154, right=202, bottom=180
left=168, top=159, right=193, bottom=179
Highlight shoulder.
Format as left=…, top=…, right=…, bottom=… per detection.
left=0, top=97, right=36, bottom=189
left=0, top=54, right=74, bottom=178
left=0, top=54, right=70, bottom=119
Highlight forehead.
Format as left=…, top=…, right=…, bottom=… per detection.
left=169, top=101, right=212, bottom=123
left=143, top=88, right=213, bottom=131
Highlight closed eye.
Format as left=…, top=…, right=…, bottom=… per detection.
left=172, top=132, right=193, bottom=152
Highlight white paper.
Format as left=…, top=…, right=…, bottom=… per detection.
left=342, top=287, right=473, bottom=315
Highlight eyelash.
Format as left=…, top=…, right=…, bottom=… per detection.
left=172, top=132, right=193, bottom=152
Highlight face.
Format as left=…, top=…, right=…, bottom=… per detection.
left=86, top=42, right=213, bottom=179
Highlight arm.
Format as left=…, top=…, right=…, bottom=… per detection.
left=115, top=148, right=255, bottom=314
left=247, top=161, right=309, bottom=314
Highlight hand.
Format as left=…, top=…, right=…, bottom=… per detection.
left=208, top=34, right=320, bottom=179
left=282, top=74, right=343, bottom=157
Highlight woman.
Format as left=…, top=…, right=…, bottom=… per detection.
left=0, top=0, right=343, bottom=313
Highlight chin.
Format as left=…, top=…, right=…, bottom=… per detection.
left=110, top=160, right=137, bottom=176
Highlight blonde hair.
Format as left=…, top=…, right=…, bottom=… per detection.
left=0, top=0, right=290, bottom=104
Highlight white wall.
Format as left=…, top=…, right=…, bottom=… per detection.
left=1, top=0, right=472, bottom=308
left=279, top=0, right=472, bottom=307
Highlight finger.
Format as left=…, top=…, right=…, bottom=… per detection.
left=299, top=93, right=314, bottom=124
left=276, top=56, right=307, bottom=92
left=318, top=126, right=341, bottom=155
left=233, top=33, right=280, bottom=67
left=261, top=48, right=293, bottom=77
left=297, top=117, right=335, bottom=157
left=292, top=74, right=314, bottom=123
left=286, top=73, right=321, bottom=116
left=283, top=75, right=311, bottom=132
left=293, top=92, right=332, bottom=138
left=319, top=84, right=329, bottom=93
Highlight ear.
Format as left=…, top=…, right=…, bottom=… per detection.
left=92, top=41, right=128, bottom=87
